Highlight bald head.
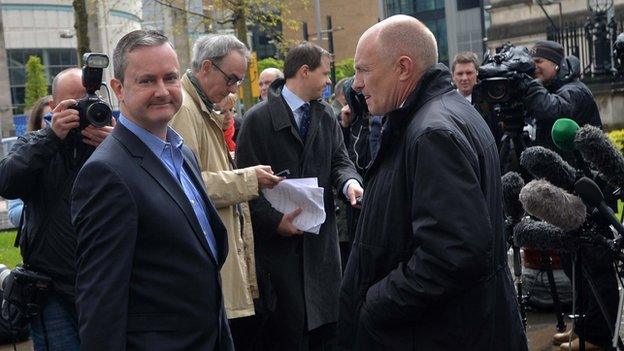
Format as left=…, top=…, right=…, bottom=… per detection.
left=259, top=67, right=283, bottom=100
left=51, top=67, right=85, bottom=109
left=364, top=15, right=437, bottom=72
left=352, top=15, right=439, bottom=115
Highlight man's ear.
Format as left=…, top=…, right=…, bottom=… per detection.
left=110, top=78, right=124, bottom=103
left=201, top=60, right=212, bottom=73
left=297, top=64, right=310, bottom=79
left=396, top=55, right=414, bottom=81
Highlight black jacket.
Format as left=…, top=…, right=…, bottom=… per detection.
left=523, top=76, right=602, bottom=150
left=0, top=128, right=93, bottom=298
left=237, top=79, right=361, bottom=332
left=337, top=64, right=527, bottom=350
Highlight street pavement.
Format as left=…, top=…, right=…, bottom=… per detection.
left=0, top=309, right=608, bottom=351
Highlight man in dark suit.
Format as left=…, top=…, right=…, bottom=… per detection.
left=71, top=30, right=233, bottom=351
left=236, top=42, right=363, bottom=350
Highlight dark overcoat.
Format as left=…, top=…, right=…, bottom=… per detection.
left=337, top=64, right=528, bottom=350
left=236, top=79, right=361, bottom=334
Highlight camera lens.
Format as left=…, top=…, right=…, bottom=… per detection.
left=487, top=81, right=508, bottom=102
left=86, top=101, right=112, bottom=128
left=0, top=265, right=11, bottom=292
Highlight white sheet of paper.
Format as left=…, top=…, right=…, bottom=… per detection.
left=262, top=177, right=325, bottom=234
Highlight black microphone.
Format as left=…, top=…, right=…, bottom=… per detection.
left=513, top=217, right=578, bottom=252
left=519, top=179, right=586, bottom=231
left=502, top=171, right=525, bottom=222
left=519, top=146, right=577, bottom=190
left=574, top=125, right=624, bottom=189
left=574, top=177, right=624, bottom=243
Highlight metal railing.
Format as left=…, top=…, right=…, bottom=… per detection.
left=547, top=13, right=624, bottom=79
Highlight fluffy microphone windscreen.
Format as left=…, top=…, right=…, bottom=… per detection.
left=502, top=171, right=525, bottom=221
left=519, top=179, right=586, bottom=231
left=519, top=146, right=577, bottom=190
left=551, top=118, right=579, bottom=152
left=574, top=125, right=624, bottom=189
left=513, top=217, right=577, bottom=251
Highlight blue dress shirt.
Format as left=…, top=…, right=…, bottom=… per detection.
left=282, top=85, right=308, bottom=129
left=118, top=115, right=219, bottom=260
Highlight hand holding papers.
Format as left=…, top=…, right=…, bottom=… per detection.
left=262, top=178, right=325, bottom=234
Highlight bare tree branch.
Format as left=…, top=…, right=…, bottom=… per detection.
left=152, top=0, right=213, bottom=21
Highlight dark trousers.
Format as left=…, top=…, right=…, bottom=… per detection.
left=253, top=241, right=337, bottom=351
left=230, top=315, right=265, bottom=351
left=561, top=243, right=619, bottom=349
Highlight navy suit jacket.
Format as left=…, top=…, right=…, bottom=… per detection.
left=71, top=123, right=233, bottom=351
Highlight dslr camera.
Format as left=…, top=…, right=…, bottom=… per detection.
left=0, top=264, right=51, bottom=326
left=72, top=53, right=112, bottom=130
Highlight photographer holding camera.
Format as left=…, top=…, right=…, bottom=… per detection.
left=0, top=64, right=113, bottom=350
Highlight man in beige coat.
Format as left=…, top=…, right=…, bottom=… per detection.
left=170, top=34, right=282, bottom=350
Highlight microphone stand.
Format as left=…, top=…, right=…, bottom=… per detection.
left=572, top=233, right=624, bottom=351
left=539, top=251, right=567, bottom=333
left=580, top=262, right=624, bottom=350
left=612, top=262, right=624, bottom=349
left=572, top=248, right=586, bottom=351
left=513, top=244, right=527, bottom=328
left=507, top=219, right=527, bottom=328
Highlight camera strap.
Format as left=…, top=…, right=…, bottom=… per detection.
left=13, top=204, right=25, bottom=249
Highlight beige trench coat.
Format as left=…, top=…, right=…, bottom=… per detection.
left=170, top=74, right=258, bottom=319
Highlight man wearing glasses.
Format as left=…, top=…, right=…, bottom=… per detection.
left=170, top=34, right=282, bottom=350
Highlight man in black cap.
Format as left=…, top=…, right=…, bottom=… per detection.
left=522, top=40, right=602, bottom=150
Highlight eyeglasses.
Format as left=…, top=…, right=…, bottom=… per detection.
left=212, top=61, right=244, bottom=87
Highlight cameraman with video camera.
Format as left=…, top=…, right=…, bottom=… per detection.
left=0, top=58, right=113, bottom=350
left=523, top=41, right=602, bottom=150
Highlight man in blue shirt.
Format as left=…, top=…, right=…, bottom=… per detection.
left=71, top=30, right=232, bottom=350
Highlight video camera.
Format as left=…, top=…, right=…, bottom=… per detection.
left=473, top=43, right=535, bottom=133
left=473, top=42, right=535, bottom=105
left=72, top=53, right=112, bottom=130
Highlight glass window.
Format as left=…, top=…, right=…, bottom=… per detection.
left=9, top=68, right=25, bottom=86
left=8, top=48, right=77, bottom=114
left=416, top=0, right=444, bottom=12
left=423, top=18, right=448, bottom=64
left=457, top=0, right=479, bottom=10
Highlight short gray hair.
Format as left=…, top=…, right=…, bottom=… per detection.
left=113, top=30, right=172, bottom=82
left=191, top=34, right=250, bottom=72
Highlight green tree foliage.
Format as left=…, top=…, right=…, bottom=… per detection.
left=335, top=57, right=355, bottom=82
left=25, top=56, right=48, bottom=109
left=258, top=57, right=284, bottom=73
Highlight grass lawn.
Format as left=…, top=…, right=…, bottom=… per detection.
left=0, top=230, right=21, bottom=268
